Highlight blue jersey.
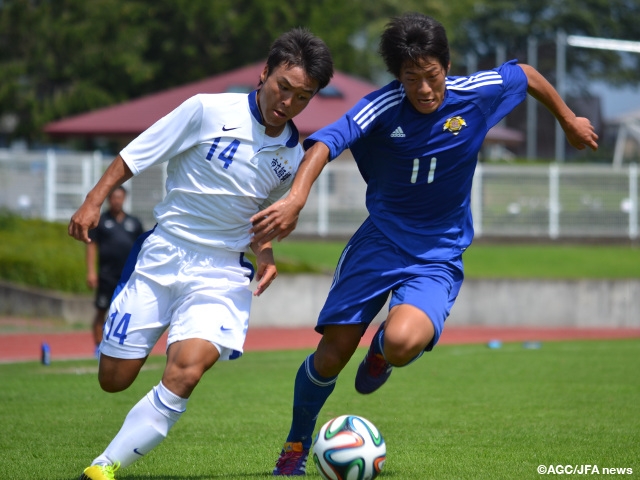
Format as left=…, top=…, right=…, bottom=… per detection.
left=305, top=60, right=528, bottom=260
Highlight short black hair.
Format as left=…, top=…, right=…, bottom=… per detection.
left=379, top=12, right=450, bottom=78
left=265, top=27, right=334, bottom=91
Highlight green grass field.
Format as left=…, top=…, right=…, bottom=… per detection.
left=2, top=339, right=638, bottom=479
left=273, top=240, right=640, bottom=279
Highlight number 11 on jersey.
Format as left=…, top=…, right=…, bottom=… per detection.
left=411, top=157, right=437, bottom=184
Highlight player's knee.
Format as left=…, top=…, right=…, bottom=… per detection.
left=384, top=318, right=433, bottom=365
left=176, top=369, right=202, bottom=391
left=383, top=337, right=427, bottom=366
left=162, top=365, right=204, bottom=397
left=98, top=373, right=135, bottom=393
left=97, top=356, right=143, bottom=392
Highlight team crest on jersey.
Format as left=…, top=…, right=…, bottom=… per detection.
left=443, top=116, right=467, bottom=136
left=271, top=155, right=292, bottom=183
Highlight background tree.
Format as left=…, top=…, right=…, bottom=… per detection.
left=450, top=0, right=640, bottom=87
left=446, top=0, right=639, bottom=160
left=0, top=0, right=157, bottom=142
left=0, top=0, right=637, bottom=147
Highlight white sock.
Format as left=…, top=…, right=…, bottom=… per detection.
left=92, top=382, right=188, bottom=468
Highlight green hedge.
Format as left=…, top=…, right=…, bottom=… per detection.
left=1, top=211, right=638, bottom=294
left=0, top=211, right=321, bottom=294
left=0, top=210, right=90, bottom=293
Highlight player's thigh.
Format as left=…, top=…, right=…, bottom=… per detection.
left=389, top=261, right=463, bottom=351
left=317, top=224, right=395, bottom=332
left=101, top=273, right=172, bottom=359
left=167, top=265, right=253, bottom=361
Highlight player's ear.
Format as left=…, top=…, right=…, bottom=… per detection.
left=259, top=65, right=269, bottom=86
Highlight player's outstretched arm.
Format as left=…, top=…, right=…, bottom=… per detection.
left=68, top=155, right=134, bottom=243
left=250, top=141, right=330, bottom=245
left=519, top=63, right=599, bottom=152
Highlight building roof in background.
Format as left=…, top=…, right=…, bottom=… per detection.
left=483, top=125, right=525, bottom=145
left=43, top=62, right=377, bottom=138
left=43, top=61, right=524, bottom=145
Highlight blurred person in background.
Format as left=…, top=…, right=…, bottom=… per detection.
left=86, top=186, right=144, bottom=356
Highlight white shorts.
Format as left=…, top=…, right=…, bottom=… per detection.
left=100, top=226, right=255, bottom=361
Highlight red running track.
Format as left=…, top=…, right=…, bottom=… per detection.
left=1, top=324, right=639, bottom=364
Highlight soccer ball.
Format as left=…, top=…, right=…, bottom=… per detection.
left=312, top=415, right=386, bottom=480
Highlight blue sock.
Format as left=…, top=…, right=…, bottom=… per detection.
left=286, top=353, right=337, bottom=449
left=371, top=324, right=385, bottom=358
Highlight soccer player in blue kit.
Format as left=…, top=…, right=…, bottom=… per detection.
left=249, top=13, right=599, bottom=476
left=69, top=28, right=333, bottom=480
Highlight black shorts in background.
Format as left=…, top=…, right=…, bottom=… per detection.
left=95, top=278, right=118, bottom=310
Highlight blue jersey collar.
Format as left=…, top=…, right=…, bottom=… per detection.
left=249, top=90, right=300, bottom=148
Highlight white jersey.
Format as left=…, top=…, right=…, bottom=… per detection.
left=121, top=91, right=303, bottom=252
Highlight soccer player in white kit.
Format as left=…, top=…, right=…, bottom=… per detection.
left=68, top=28, right=333, bottom=480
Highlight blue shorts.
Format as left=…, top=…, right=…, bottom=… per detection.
left=317, top=218, right=464, bottom=351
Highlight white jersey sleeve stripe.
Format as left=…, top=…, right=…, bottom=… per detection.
left=447, top=79, right=504, bottom=91
left=354, top=90, right=404, bottom=131
left=353, top=88, right=403, bottom=123
left=446, top=72, right=503, bottom=90
left=446, top=71, right=502, bottom=85
left=357, top=97, right=403, bottom=130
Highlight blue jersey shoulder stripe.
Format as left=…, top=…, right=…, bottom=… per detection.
left=353, top=87, right=402, bottom=123
left=447, top=70, right=501, bottom=85
left=446, top=72, right=503, bottom=91
left=448, top=79, right=504, bottom=91
left=353, top=87, right=404, bottom=130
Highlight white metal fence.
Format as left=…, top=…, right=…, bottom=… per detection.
left=0, top=149, right=166, bottom=230
left=0, top=148, right=637, bottom=239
